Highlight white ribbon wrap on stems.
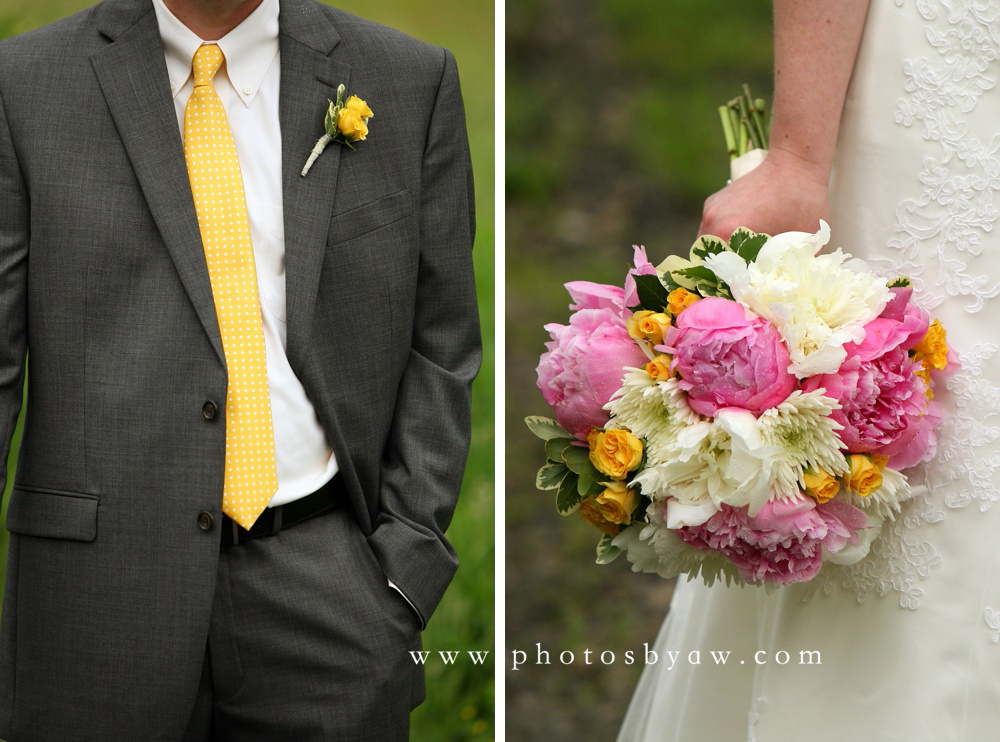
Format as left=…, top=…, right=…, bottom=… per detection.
left=730, top=147, right=767, bottom=181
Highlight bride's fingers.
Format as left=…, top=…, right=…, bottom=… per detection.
left=699, top=193, right=723, bottom=237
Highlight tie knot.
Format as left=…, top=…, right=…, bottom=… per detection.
left=192, top=44, right=224, bottom=88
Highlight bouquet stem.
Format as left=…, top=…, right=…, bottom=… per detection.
left=721, top=85, right=770, bottom=160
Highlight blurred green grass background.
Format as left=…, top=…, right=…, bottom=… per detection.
left=506, top=1, right=772, bottom=739
left=0, top=1, right=493, bottom=741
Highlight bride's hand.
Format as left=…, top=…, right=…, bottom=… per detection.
left=698, top=147, right=830, bottom=239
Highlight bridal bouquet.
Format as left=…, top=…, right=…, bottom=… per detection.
left=528, top=222, right=957, bottom=587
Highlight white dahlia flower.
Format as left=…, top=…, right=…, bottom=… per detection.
left=757, top=389, right=851, bottom=502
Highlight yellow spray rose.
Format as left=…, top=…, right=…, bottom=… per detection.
left=645, top=354, right=673, bottom=381
left=803, top=467, right=840, bottom=504
left=871, top=455, right=890, bottom=471
left=588, top=428, right=644, bottom=479
left=846, top=454, right=883, bottom=496
left=913, top=319, right=949, bottom=371
left=579, top=496, right=623, bottom=536
left=337, top=107, right=369, bottom=141
left=914, top=365, right=933, bottom=399
left=595, top=480, right=638, bottom=524
left=627, top=310, right=672, bottom=347
left=666, top=287, right=701, bottom=317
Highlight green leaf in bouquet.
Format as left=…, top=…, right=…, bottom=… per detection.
left=888, top=276, right=911, bottom=288
left=536, top=461, right=569, bottom=491
left=576, top=459, right=605, bottom=497
left=659, top=271, right=681, bottom=291
left=544, top=437, right=576, bottom=462
left=728, top=228, right=768, bottom=263
left=674, top=265, right=732, bottom=299
left=525, top=415, right=574, bottom=441
left=556, top=473, right=584, bottom=515
left=689, top=235, right=729, bottom=263
left=675, top=265, right=719, bottom=282
left=562, top=443, right=592, bottom=474
left=595, top=533, right=622, bottom=564
left=630, top=273, right=672, bottom=312
left=658, top=254, right=701, bottom=290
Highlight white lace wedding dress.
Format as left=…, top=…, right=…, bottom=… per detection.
left=617, top=3, right=1000, bottom=740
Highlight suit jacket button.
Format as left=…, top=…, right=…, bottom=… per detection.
left=198, top=512, right=214, bottom=531
left=202, top=401, right=218, bottom=420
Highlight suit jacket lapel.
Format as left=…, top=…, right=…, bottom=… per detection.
left=278, top=0, right=351, bottom=372
left=278, top=2, right=368, bottom=527
left=90, top=0, right=225, bottom=365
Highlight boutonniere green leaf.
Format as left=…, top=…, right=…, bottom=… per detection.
left=300, top=84, right=374, bottom=177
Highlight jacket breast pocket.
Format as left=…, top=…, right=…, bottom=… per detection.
left=327, top=187, right=414, bottom=247
left=5, top=485, right=99, bottom=542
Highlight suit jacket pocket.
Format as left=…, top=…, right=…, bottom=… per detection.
left=5, top=485, right=98, bottom=542
left=327, top=187, right=413, bottom=246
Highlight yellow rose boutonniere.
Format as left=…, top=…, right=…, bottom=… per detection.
left=845, top=454, right=883, bottom=496
left=301, top=85, right=374, bottom=176
left=344, top=94, right=374, bottom=120
left=588, top=428, right=644, bottom=479
left=336, top=106, right=369, bottom=142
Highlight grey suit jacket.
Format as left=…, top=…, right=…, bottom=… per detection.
left=0, top=0, right=479, bottom=736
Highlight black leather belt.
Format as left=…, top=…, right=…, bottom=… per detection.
left=221, top=474, right=346, bottom=547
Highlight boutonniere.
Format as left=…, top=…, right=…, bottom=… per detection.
left=300, top=84, right=374, bottom=177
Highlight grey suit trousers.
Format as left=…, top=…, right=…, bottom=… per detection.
left=181, top=508, right=423, bottom=741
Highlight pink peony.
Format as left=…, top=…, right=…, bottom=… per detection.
left=676, top=497, right=868, bottom=585
left=802, top=294, right=934, bottom=465
left=662, top=297, right=796, bottom=417
left=623, top=245, right=658, bottom=316
left=878, top=286, right=929, bottom=345
left=564, top=280, right=625, bottom=314
left=536, top=282, right=648, bottom=439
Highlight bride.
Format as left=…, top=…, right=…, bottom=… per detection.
left=617, top=1, right=1000, bottom=740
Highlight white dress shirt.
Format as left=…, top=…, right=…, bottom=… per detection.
left=152, top=0, right=338, bottom=508
left=152, top=0, right=420, bottom=623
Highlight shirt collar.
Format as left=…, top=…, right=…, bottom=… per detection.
left=152, top=0, right=280, bottom=108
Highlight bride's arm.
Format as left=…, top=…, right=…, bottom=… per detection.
left=698, top=0, right=871, bottom=238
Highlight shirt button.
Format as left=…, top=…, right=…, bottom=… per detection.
left=243, top=85, right=253, bottom=95
left=197, top=512, right=214, bottom=531
left=202, top=400, right=218, bottom=420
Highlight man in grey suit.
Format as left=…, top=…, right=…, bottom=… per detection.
left=0, top=0, right=480, bottom=737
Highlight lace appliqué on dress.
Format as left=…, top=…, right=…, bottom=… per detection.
left=809, top=1, right=1000, bottom=610
left=985, top=607, right=1000, bottom=643
left=746, top=696, right=764, bottom=742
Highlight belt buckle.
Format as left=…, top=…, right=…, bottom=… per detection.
left=227, top=504, right=283, bottom=546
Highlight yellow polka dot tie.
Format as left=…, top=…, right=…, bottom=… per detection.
left=184, top=44, right=277, bottom=529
